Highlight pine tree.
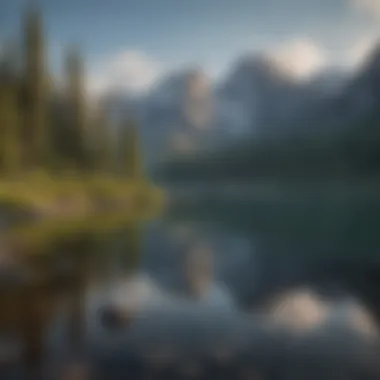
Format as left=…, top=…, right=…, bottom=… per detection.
left=0, top=85, right=21, bottom=175
left=0, top=42, right=22, bottom=174
left=119, top=117, right=143, bottom=179
left=23, top=5, right=48, bottom=168
left=65, top=46, right=88, bottom=170
left=92, top=100, right=113, bottom=173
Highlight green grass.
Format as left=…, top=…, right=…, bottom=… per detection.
left=0, top=172, right=165, bottom=225
left=5, top=209, right=155, bottom=256
left=0, top=173, right=164, bottom=256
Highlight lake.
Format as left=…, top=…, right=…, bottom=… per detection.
left=0, top=197, right=380, bottom=380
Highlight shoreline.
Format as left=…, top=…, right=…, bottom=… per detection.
left=165, top=179, right=380, bottom=206
left=0, top=176, right=165, bottom=230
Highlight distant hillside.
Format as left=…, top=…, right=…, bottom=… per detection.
left=104, top=49, right=349, bottom=172
left=155, top=43, right=380, bottom=182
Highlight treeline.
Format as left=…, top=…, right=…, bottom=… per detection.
left=0, top=6, right=141, bottom=178
left=157, top=110, right=380, bottom=182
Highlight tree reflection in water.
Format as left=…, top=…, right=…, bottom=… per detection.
left=0, top=216, right=380, bottom=380
left=0, top=219, right=141, bottom=380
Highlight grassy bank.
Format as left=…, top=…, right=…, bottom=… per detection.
left=1, top=210, right=153, bottom=257
left=0, top=173, right=165, bottom=227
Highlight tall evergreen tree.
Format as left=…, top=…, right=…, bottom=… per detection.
left=0, top=85, right=21, bottom=174
left=119, top=117, right=143, bottom=179
left=92, top=100, right=114, bottom=173
left=0, top=41, right=22, bottom=174
left=23, top=4, right=47, bottom=168
left=65, top=46, right=88, bottom=170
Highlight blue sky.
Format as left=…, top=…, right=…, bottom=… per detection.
left=1, top=0, right=380, bottom=94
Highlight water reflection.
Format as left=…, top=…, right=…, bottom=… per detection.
left=104, top=242, right=235, bottom=325
left=185, top=243, right=235, bottom=308
left=0, top=205, right=379, bottom=379
left=266, top=288, right=378, bottom=338
left=98, top=217, right=380, bottom=379
left=0, top=219, right=141, bottom=379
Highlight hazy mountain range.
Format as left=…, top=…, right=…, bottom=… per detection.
left=108, top=41, right=380, bottom=171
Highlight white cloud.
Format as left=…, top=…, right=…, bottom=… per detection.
left=268, top=38, right=328, bottom=80
left=344, top=34, right=378, bottom=68
left=86, top=33, right=378, bottom=98
left=267, top=34, right=378, bottom=76
left=350, top=0, right=380, bottom=17
left=87, top=50, right=162, bottom=96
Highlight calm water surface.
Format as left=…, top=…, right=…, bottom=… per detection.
left=1, top=199, right=380, bottom=379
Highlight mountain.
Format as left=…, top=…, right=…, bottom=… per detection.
left=214, top=54, right=332, bottom=138
left=216, top=55, right=295, bottom=134
left=106, top=51, right=354, bottom=172
left=334, top=43, right=380, bottom=124
left=286, top=43, right=380, bottom=137
left=138, top=67, right=214, bottom=166
left=155, top=42, right=380, bottom=182
left=308, top=68, right=348, bottom=96
left=138, top=53, right=340, bottom=168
